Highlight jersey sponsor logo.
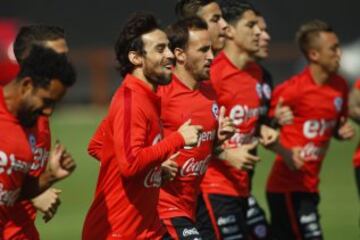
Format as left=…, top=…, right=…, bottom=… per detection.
left=144, top=166, right=162, bottom=188
left=0, top=184, right=20, bottom=206
left=300, top=142, right=326, bottom=161
left=229, top=105, right=260, bottom=126
left=303, top=119, right=336, bottom=139
left=333, top=97, right=343, bottom=113
left=256, top=83, right=263, bottom=98
left=212, top=102, right=219, bottom=120
left=182, top=227, right=200, bottom=237
left=0, top=150, right=32, bottom=175
left=180, top=154, right=211, bottom=177
left=230, top=128, right=257, bottom=145
left=184, top=130, right=215, bottom=150
left=262, top=83, right=272, bottom=100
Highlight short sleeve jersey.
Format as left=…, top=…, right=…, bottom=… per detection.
left=267, top=68, right=348, bottom=192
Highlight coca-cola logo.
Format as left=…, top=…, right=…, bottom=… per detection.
left=180, top=155, right=211, bottom=177
left=144, top=166, right=162, bottom=188
left=300, top=142, right=325, bottom=161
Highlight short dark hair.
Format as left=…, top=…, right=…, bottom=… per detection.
left=114, top=12, right=159, bottom=77
left=175, top=0, right=215, bottom=19
left=14, top=25, right=65, bottom=63
left=18, top=44, right=76, bottom=88
left=166, top=17, right=208, bottom=52
left=296, top=20, right=334, bottom=58
left=219, top=0, right=254, bottom=25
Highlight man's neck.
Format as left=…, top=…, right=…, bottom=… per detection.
left=309, top=63, right=332, bottom=85
left=173, top=66, right=198, bottom=90
left=131, top=69, right=157, bottom=92
left=223, top=43, right=252, bottom=70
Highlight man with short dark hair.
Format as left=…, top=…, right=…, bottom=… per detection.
left=196, top=1, right=279, bottom=239
left=0, top=44, right=76, bottom=237
left=2, top=24, right=73, bottom=240
left=176, top=0, right=228, bottom=54
left=266, top=20, right=354, bottom=240
left=82, top=12, right=202, bottom=240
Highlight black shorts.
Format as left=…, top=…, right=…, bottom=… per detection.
left=246, top=195, right=271, bottom=239
left=355, top=167, right=360, bottom=199
left=196, top=193, right=248, bottom=240
left=266, top=191, right=323, bottom=240
left=162, top=217, right=202, bottom=240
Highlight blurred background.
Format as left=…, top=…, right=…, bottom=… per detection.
left=1, top=0, right=360, bottom=239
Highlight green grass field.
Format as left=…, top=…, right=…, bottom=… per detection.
left=35, top=107, right=360, bottom=239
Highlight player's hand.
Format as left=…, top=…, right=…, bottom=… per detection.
left=282, top=147, right=304, bottom=170
left=46, top=141, right=76, bottom=181
left=275, top=97, right=293, bottom=125
left=219, top=141, right=260, bottom=170
left=259, top=125, right=278, bottom=147
left=178, top=119, right=203, bottom=147
left=338, top=118, right=355, bottom=140
left=31, top=188, right=62, bottom=223
left=217, top=106, right=236, bottom=142
left=161, top=152, right=179, bottom=182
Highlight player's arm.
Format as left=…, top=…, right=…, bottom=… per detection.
left=266, top=139, right=304, bottom=170
left=113, top=100, right=201, bottom=178
left=20, top=142, right=76, bottom=199
left=334, top=84, right=355, bottom=140
left=88, top=117, right=107, bottom=161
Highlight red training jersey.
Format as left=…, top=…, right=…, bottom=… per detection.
left=201, top=52, right=262, bottom=197
left=82, top=74, right=185, bottom=240
left=157, top=75, right=218, bottom=221
left=3, top=115, right=50, bottom=239
left=267, top=67, right=348, bottom=193
left=0, top=87, right=34, bottom=226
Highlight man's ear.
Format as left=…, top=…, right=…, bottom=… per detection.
left=19, top=77, right=34, bottom=95
left=128, top=51, right=143, bottom=67
left=225, top=24, right=234, bottom=39
left=174, top=47, right=186, bottom=64
left=308, top=48, right=319, bottom=62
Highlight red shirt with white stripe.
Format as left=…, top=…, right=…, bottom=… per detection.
left=82, top=74, right=185, bottom=240
left=267, top=68, right=348, bottom=193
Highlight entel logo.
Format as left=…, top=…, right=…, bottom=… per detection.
left=0, top=150, right=32, bottom=175
left=303, top=119, right=336, bottom=139
left=180, top=154, right=211, bottom=177
left=229, top=105, right=260, bottom=126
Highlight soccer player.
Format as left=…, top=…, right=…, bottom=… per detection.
left=2, top=25, right=72, bottom=240
left=82, top=12, right=202, bottom=240
left=196, top=1, right=278, bottom=239
left=266, top=20, right=354, bottom=240
left=0, top=44, right=76, bottom=236
left=349, top=80, right=360, bottom=198
left=175, top=0, right=228, bottom=54
left=158, top=16, right=259, bottom=240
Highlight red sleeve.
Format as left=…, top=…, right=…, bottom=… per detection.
left=268, top=78, right=299, bottom=118
left=88, top=118, right=107, bottom=161
left=112, top=89, right=185, bottom=178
